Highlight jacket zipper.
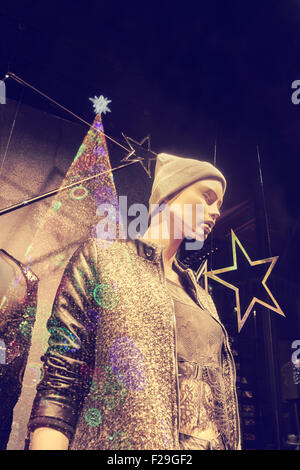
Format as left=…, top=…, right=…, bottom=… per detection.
left=183, top=266, right=241, bottom=449
left=159, top=255, right=181, bottom=449
left=156, top=250, right=240, bottom=449
left=223, top=331, right=241, bottom=449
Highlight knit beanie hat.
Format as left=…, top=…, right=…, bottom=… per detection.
left=148, top=153, right=227, bottom=213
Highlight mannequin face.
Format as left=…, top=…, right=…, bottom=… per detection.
left=164, top=179, right=224, bottom=242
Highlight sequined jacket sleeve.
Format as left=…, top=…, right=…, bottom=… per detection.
left=28, top=239, right=99, bottom=441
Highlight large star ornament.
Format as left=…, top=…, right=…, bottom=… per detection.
left=200, top=229, right=285, bottom=332
left=120, top=134, right=157, bottom=178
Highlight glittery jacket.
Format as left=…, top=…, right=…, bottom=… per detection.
left=0, top=249, right=39, bottom=449
left=28, top=237, right=241, bottom=450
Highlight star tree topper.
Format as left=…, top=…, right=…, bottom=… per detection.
left=89, top=95, right=112, bottom=115
left=200, top=229, right=285, bottom=332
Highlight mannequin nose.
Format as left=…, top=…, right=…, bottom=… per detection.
left=209, top=206, right=220, bottom=222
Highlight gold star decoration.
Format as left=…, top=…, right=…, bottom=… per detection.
left=121, top=134, right=157, bottom=178
left=199, top=229, right=285, bottom=332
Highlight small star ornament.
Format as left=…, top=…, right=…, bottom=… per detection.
left=121, top=134, right=157, bottom=178
left=89, top=95, right=112, bottom=115
left=200, top=229, right=285, bottom=332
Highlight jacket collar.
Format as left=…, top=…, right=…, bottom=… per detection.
left=133, top=234, right=197, bottom=285
left=134, top=233, right=165, bottom=264
left=130, top=235, right=224, bottom=338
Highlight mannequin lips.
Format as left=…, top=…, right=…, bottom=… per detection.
left=204, top=220, right=214, bottom=229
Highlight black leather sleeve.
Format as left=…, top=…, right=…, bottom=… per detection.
left=27, top=239, right=100, bottom=442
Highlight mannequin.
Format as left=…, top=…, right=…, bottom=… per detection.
left=28, top=154, right=240, bottom=450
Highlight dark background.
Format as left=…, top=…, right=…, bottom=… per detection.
left=0, top=0, right=300, bottom=450
left=1, top=0, right=300, bottom=279
left=1, top=1, right=300, bottom=206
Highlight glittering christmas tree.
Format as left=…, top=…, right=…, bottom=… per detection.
left=9, top=99, right=125, bottom=447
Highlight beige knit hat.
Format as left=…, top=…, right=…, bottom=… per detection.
left=148, top=153, right=227, bottom=212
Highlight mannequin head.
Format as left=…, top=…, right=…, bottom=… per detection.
left=147, top=178, right=223, bottom=245
left=164, top=178, right=223, bottom=241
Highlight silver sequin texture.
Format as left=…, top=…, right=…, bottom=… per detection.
left=29, top=236, right=241, bottom=450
